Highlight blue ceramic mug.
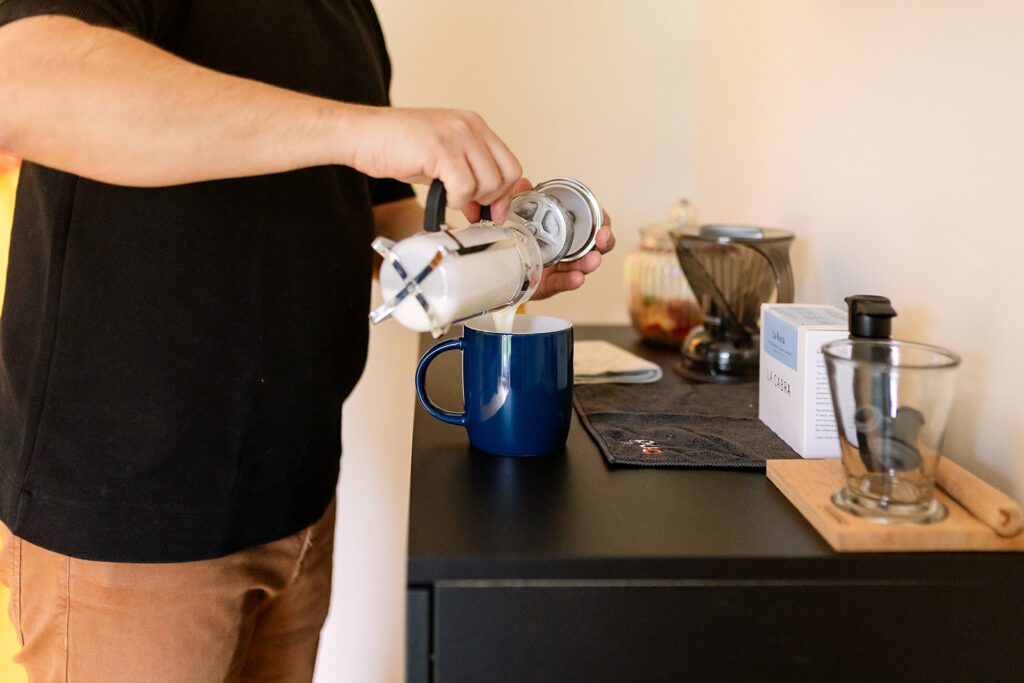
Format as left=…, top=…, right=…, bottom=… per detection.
left=415, top=315, right=574, bottom=456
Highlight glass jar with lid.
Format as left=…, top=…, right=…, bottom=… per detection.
left=623, top=200, right=703, bottom=347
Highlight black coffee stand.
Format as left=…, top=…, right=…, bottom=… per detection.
left=406, top=326, right=1023, bottom=682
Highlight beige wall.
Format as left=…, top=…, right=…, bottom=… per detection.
left=321, top=1, right=1024, bottom=680
left=693, top=0, right=1024, bottom=497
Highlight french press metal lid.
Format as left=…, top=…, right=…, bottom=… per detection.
left=423, top=178, right=602, bottom=266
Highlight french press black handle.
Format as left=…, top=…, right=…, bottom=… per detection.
left=423, top=179, right=490, bottom=232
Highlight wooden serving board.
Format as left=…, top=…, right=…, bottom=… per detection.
left=767, top=459, right=1024, bottom=552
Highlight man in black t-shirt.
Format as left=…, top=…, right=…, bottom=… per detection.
left=0, top=1, right=614, bottom=680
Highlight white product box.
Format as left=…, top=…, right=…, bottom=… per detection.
left=758, top=304, right=848, bottom=458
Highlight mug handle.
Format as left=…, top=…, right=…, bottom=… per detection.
left=415, top=338, right=467, bottom=426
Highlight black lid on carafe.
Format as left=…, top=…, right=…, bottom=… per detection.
left=845, top=295, right=897, bottom=339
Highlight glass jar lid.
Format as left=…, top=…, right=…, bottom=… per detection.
left=639, top=199, right=698, bottom=252
left=639, top=223, right=677, bottom=252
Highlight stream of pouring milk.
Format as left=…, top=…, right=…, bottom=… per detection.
left=491, top=305, right=519, bottom=333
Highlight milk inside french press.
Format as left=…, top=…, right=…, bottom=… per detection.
left=370, top=178, right=602, bottom=336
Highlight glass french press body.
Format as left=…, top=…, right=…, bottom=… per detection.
left=370, top=178, right=602, bottom=336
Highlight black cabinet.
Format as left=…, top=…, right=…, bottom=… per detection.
left=430, top=579, right=1021, bottom=682
left=407, top=327, right=1024, bottom=682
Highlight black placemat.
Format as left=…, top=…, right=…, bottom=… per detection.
left=573, top=357, right=800, bottom=470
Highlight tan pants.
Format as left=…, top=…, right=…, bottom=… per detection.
left=0, top=498, right=336, bottom=683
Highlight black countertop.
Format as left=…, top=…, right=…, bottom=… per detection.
left=407, top=325, right=1020, bottom=585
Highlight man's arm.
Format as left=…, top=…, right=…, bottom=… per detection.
left=373, top=197, right=425, bottom=244
left=0, top=16, right=521, bottom=217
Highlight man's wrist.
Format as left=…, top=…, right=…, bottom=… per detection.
left=324, top=101, right=371, bottom=171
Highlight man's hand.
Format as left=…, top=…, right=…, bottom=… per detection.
left=348, top=107, right=521, bottom=224
left=513, top=178, right=615, bottom=301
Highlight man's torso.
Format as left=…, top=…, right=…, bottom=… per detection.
left=0, top=0, right=396, bottom=561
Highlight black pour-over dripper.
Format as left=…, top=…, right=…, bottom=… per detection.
left=676, top=248, right=757, bottom=341
left=672, top=225, right=795, bottom=383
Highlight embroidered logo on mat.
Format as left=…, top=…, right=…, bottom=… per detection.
left=628, top=438, right=663, bottom=455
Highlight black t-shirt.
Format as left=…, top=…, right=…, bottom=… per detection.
left=0, top=0, right=414, bottom=562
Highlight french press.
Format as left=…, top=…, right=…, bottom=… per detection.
left=370, top=178, right=602, bottom=337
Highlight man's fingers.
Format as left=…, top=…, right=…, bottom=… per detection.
left=484, top=176, right=533, bottom=224
left=445, top=118, right=521, bottom=220
left=464, top=141, right=505, bottom=206
left=442, top=156, right=478, bottom=209
left=543, top=270, right=585, bottom=294
left=462, top=202, right=482, bottom=224
left=460, top=175, right=524, bottom=225
left=572, top=251, right=602, bottom=274
left=478, top=124, right=522, bottom=193
left=462, top=114, right=521, bottom=213
left=488, top=194, right=511, bottom=224
left=595, top=225, right=615, bottom=253
left=512, top=177, right=534, bottom=195
left=553, top=251, right=602, bottom=274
